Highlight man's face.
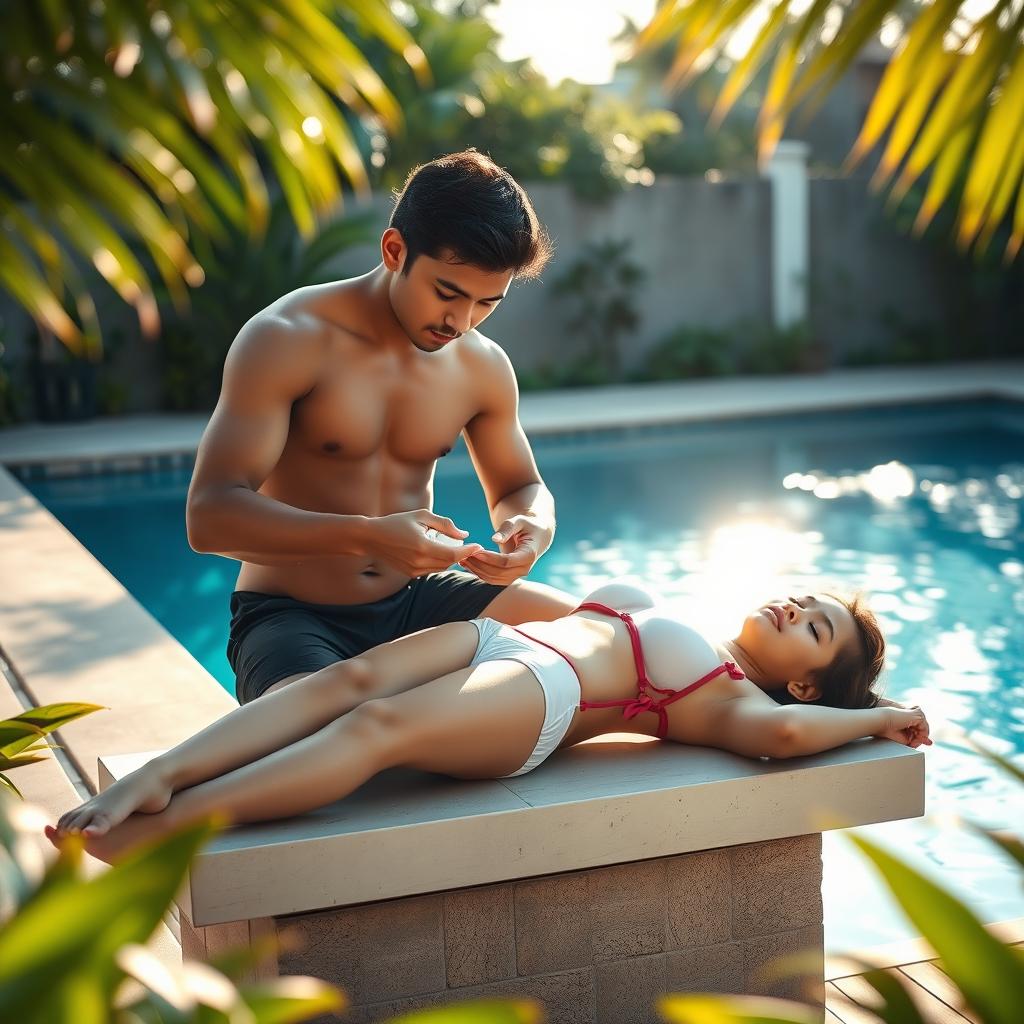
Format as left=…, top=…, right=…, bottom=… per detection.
left=386, top=238, right=513, bottom=353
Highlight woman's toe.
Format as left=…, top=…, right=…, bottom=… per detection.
left=83, top=813, right=112, bottom=837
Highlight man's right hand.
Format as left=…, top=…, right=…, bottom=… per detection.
left=363, top=509, right=483, bottom=577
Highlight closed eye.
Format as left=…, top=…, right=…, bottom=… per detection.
left=790, top=597, right=820, bottom=643
left=435, top=289, right=457, bottom=302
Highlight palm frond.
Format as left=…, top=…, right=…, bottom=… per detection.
left=642, top=0, right=1024, bottom=257
left=0, top=0, right=419, bottom=353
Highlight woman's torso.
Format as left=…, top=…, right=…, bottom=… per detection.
left=516, top=603, right=762, bottom=749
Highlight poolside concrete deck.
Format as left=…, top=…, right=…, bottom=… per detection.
left=2, top=360, right=1022, bottom=466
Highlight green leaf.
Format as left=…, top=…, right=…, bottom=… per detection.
left=0, top=703, right=105, bottom=759
left=852, top=833, right=1024, bottom=1024
left=872, top=47, right=956, bottom=189
left=789, top=0, right=895, bottom=112
left=658, top=992, right=820, bottom=1023
left=0, top=772, right=24, bottom=799
left=965, top=822, right=1024, bottom=873
left=913, top=119, right=977, bottom=234
left=966, top=737, right=1024, bottom=786
left=0, top=230, right=82, bottom=349
left=0, top=754, right=50, bottom=772
left=236, top=976, right=348, bottom=1023
left=834, top=963, right=927, bottom=1024
left=383, top=998, right=543, bottom=1024
left=895, top=4, right=1017, bottom=200
left=0, top=818, right=217, bottom=1021
left=847, top=0, right=962, bottom=168
left=711, top=0, right=791, bottom=128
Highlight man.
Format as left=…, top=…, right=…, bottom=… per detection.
left=187, top=150, right=576, bottom=704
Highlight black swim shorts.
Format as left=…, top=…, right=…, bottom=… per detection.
left=227, top=570, right=506, bottom=704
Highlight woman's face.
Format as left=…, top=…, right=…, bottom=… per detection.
left=737, top=594, right=857, bottom=691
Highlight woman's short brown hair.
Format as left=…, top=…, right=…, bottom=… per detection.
left=807, top=592, right=886, bottom=709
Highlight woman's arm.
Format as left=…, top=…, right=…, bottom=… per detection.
left=780, top=703, right=931, bottom=756
left=707, top=699, right=931, bottom=759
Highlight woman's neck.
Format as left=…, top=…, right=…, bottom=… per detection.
left=719, top=637, right=776, bottom=693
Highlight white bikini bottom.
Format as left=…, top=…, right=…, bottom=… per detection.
left=469, top=618, right=582, bottom=777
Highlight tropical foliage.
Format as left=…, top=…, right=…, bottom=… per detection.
left=0, top=799, right=347, bottom=1023
left=551, top=238, right=647, bottom=377
left=0, top=793, right=541, bottom=1023
left=157, top=200, right=374, bottom=410
left=639, top=0, right=1024, bottom=259
left=0, top=703, right=103, bottom=798
left=0, top=0, right=425, bottom=358
left=354, top=0, right=681, bottom=200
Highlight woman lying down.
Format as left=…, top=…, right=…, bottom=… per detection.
left=48, top=580, right=931, bottom=862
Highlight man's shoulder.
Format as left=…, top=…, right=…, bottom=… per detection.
left=225, top=294, right=335, bottom=383
left=459, top=328, right=513, bottom=373
left=235, top=283, right=352, bottom=353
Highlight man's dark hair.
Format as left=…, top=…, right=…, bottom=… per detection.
left=389, top=150, right=552, bottom=278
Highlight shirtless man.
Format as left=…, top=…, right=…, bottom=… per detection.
left=187, top=151, right=577, bottom=705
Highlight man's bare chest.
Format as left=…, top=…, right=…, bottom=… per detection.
left=287, top=364, right=478, bottom=465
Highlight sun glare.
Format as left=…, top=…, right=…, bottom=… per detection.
left=487, top=0, right=657, bottom=83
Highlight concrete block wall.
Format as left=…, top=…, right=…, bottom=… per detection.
left=183, top=833, right=825, bottom=1023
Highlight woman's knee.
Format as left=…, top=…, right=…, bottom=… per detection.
left=298, top=658, right=376, bottom=707
left=331, top=698, right=404, bottom=746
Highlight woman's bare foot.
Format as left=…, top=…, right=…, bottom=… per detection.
left=46, top=761, right=174, bottom=845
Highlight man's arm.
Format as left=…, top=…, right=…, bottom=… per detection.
left=460, top=342, right=556, bottom=584
left=186, top=316, right=368, bottom=562
left=187, top=317, right=479, bottom=572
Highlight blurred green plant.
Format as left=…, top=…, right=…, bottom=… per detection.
left=0, top=326, right=20, bottom=426
left=0, top=799, right=347, bottom=1023
left=0, top=792, right=541, bottom=1023
left=637, top=0, right=1024, bottom=260
left=551, top=239, right=647, bottom=379
left=517, top=354, right=618, bottom=392
left=638, top=325, right=737, bottom=380
left=742, top=320, right=818, bottom=374
left=0, top=703, right=104, bottom=799
left=633, top=319, right=817, bottom=383
left=655, top=742, right=1024, bottom=1024
left=0, top=0, right=425, bottom=360
left=615, top=17, right=760, bottom=178
left=357, top=1, right=681, bottom=201
left=158, top=199, right=374, bottom=411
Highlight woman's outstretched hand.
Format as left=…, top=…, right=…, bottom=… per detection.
left=876, top=706, right=933, bottom=748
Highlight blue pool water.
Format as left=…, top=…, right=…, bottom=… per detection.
left=19, top=398, right=1024, bottom=953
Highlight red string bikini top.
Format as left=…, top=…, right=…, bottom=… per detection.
left=548, top=601, right=744, bottom=739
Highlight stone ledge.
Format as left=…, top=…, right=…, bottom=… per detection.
left=102, top=736, right=922, bottom=928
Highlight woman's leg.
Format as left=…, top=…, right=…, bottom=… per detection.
left=49, top=621, right=483, bottom=841
left=77, top=659, right=547, bottom=863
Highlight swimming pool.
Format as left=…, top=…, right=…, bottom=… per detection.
left=18, top=397, right=1024, bottom=953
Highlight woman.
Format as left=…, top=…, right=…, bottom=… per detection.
left=48, top=580, right=930, bottom=862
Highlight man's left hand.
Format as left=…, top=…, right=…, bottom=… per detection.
left=459, top=514, right=553, bottom=585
